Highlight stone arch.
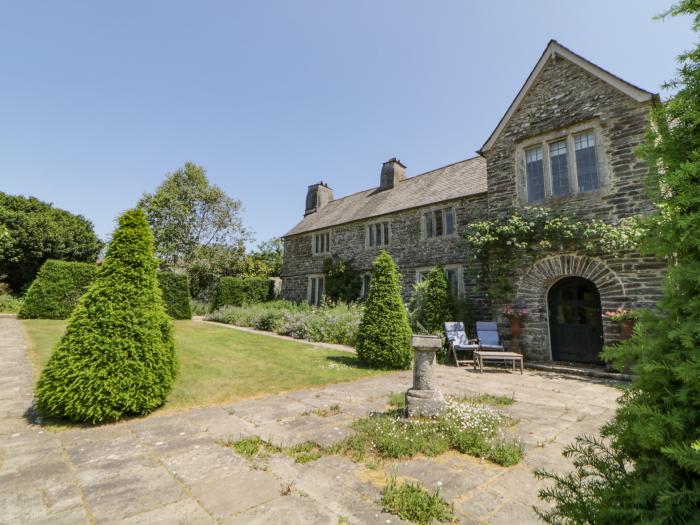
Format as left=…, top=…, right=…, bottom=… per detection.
left=514, top=254, right=627, bottom=361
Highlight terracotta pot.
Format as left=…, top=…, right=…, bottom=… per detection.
left=509, top=317, right=523, bottom=338
left=619, top=319, right=635, bottom=340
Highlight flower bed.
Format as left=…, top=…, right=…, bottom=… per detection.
left=205, top=300, right=363, bottom=346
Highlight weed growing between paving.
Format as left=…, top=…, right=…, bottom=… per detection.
left=453, top=392, right=515, bottom=406
left=301, top=404, right=342, bottom=417
left=221, top=436, right=326, bottom=465
left=388, top=391, right=406, bottom=408
left=380, top=477, right=454, bottom=525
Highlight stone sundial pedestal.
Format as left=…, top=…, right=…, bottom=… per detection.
left=405, top=334, right=446, bottom=418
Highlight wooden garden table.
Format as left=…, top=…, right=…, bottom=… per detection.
left=473, top=350, right=523, bottom=374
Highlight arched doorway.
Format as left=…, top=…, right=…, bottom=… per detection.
left=547, top=277, right=604, bottom=363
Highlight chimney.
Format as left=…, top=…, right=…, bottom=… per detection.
left=305, top=181, right=334, bottom=216
left=379, top=158, right=406, bottom=190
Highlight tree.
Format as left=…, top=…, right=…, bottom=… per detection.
left=408, top=267, right=454, bottom=334
left=251, top=237, right=284, bottom=277
left=35, top=209, right=177, bottom=423
left=0, top=192, right=102, bottom=292
left=138, top=162, right=248, bottom=267
left=536, top=3, right=700, bottom=522
left=356, top=251, right=412, bottom=369
left=323, top=256, right=362, bottom=303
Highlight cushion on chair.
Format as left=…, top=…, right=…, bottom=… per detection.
left=476, top=321, right=501, bottom=347
left=444, top=322, right=470, bottom=346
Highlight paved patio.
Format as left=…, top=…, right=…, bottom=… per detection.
left=0, top=318, right=622, bottom=524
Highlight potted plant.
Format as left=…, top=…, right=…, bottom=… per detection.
left=603, top=307, right=636, bottom=340
left=502, top=304, right=529, bottom=338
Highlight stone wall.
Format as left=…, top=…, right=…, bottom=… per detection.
left=483, top=54, right=665, bottom=360
left=281, top=193, right=492, bottom=329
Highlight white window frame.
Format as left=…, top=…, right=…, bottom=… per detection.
left=311, top=230, right=331, bottom=256
left=421, top=206, right=457, bottom=240
left=365, top=220, right=391, bottom=249
left=516, top=122, right=608, bottom=203
left=307, top=274, right=325, bottom=306
left=415, top=264, right=464, bottom=298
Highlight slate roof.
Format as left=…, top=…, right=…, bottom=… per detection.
left=284, top=156, right=487, bottom=237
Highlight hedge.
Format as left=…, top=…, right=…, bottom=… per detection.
left=35, top=208, right=177, bottom=423
left=157, top=272, right=192, bottom=320
left=213, top=276, right=271, bottom=309
left=19, top=260, right=97, bottom=319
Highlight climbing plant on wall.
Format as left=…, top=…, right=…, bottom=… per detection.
left=464, top=207, right=648, bottom=302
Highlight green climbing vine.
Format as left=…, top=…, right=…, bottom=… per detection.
left=464, top=207, right=648, bottom=302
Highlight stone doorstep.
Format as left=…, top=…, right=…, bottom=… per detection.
left=525, top=361, right=632, bottom=382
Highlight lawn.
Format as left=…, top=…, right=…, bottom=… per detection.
left=23, top=319, right=388, bottom=412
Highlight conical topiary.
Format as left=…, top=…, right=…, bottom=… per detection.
left=36, top=209, right=177, bottom=423
left=356, top=251, right=412, bottom=369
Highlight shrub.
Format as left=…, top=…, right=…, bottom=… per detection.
left=35, top=209, right=177, bottom=424
left=408, top=266, right=454, bottom=334
left=18, top=260, right=97, bottom=319
left=157, top=271, right=192, bottom=320
left=213, top=276, right=271, bottom=309
left=0, top=292, right=23, bottom=313
left=381, top=478, right=454, bottom=525
left=323, top=256, right=362, bottom=303
left=356, top=251, right=412, bottom=369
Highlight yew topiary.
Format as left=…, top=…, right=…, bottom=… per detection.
left=35, top=209, right=177, bottom=423
left=356, top=251, right=412, bottom=369
left=409, top=266, right=454, bottom=334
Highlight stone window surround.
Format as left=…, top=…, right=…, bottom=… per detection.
left=420, top=205, right=457, bottom=241
left=515, top=120, right=610, bottom=204
left=307, top=274, right=325, bottom=305
left=415, top=264, right=464, bottom=298
left=311, top=230, right=331, bottom=256
left=365, top=219, right=392, bottom=249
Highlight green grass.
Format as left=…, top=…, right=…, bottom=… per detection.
left=22, top=320, right=387, bottom=412
left=381, top=477, right=454, bottom=525
left=222, top=436, right=326, bottom=464
left=388, top=391, right=406, bottom=408
left=454, top=392, right=515, bottom=406
left=0, top=294, right=24, bottom=313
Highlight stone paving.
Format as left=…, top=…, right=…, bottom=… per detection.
left=0, top=318, right=623, bottom=524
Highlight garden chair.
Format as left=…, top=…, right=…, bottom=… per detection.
left=473, top=321, right=523, bottom=374
left=444, top=322, right=479, bottom=368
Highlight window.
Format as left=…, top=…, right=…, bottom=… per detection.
left=424, top=207, right=455, bottom=238
left=360, top=273, right=371, bottom=300
left=308, top=275, right=325, bottom=306
left=526, top=147, right=545, bottom=202
left=415, top=265, right=462, bottom=299
left=312, top=231, right=330, bottom=255
left=367, top=221, right=390, bottom=248
left=549, top=140, right=570, bottom=197
left=575, top=132, right=599, bottom=192
left=521, top=126, right=604, bottom=202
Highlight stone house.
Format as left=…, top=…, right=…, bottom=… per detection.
left=280, top=40, right=666, bottom=364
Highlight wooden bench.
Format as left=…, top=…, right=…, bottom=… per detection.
left=473, top=350, right=523, bottom=374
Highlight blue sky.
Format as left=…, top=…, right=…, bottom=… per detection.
left=1, top=1, right=695, bottom=247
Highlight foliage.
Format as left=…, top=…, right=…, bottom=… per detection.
left=186, top=244, right=247, bottom=299
left=381, top=478, right=455, bottom=525
left=157, top=272, right=192, bottom=320
left=206, top=300, right=364, bottom=346
left=213, top=276, right=271, bottom=309
left=502, top=304, right=529, bottom=319
left=330, top=398, right=522, bottom=466
left=408, top=267, right=454, bottom=334
left=190, top=299, right=211, bottom=316
left=0, top=291, right=23, bottom=313
left=250, top=237, right=284, bottom=277
left=536, top=4, right=700, bottom=522
left=35, top=209, right=177, bottom=423
left=0, top=192, right=102, bottom=292
left=601, top=307, right=636, bottom=322
left=464, top=207, right=646, bottom=302
left=138, top=162, right=248, bottom=267
left=322, top=256, right=362, bottom=303
left=356, top=251, right=412, bottom=369
left=18, top=260, right=97, bottom=319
